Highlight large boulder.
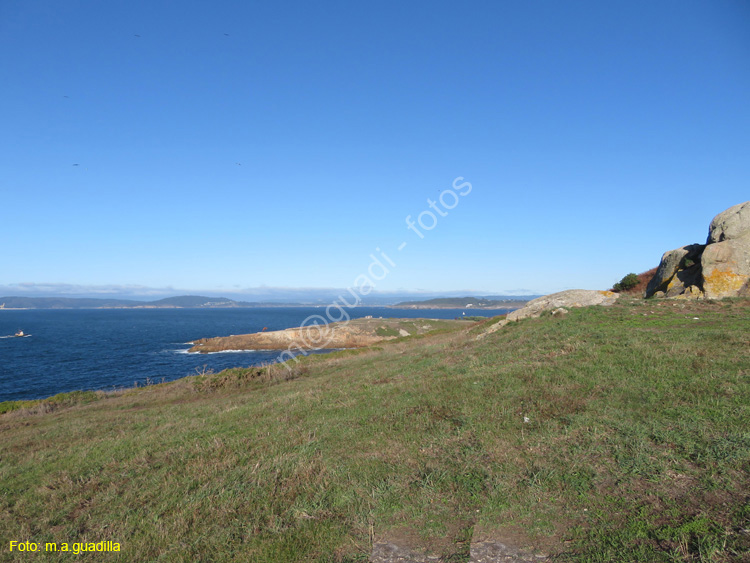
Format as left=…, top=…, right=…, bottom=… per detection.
left=645, top=244, right=705, bottom=297
left=645, top=201, right=750, bottom=299
left=702, top=201, right=750, bottom=299
left=707, top=201, right=750, bottom=243
left=701, top=234, right=750, bottom=299
left=665, top=263, right=704, bottom=298
left=507, top=289, right=620, bottom=322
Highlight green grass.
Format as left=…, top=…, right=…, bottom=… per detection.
left=374, top=326, right=400, bottom=337
left=0, top=390, right=103, bottom=416
left=1, top=298, right=749, bottom=561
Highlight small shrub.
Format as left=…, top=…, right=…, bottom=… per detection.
left=613, top=273, right=640, bottom=292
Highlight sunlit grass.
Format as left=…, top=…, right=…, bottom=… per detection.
left=1, top=298, right=748, bottom=561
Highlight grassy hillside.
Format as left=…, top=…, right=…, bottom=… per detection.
left=1, top=298, right=748, bottom=562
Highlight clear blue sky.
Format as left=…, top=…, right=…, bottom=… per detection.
left=1, top=0, right=748, bottom=297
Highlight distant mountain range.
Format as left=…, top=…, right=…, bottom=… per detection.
left=0, top=294, right=537, bottom=310
left=392, top=297, right=532, bottom=309
left=0, top=296, right=302, bottom=309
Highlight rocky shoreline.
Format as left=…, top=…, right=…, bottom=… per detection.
left=188, top=317, right=468, bottom=353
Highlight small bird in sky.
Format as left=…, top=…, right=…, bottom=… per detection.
left=72, top=164, right=79, bottom=166
left=63, top=95, right=69, bottom=98
left=134, top=34, right=141, bottom=38
left=224, top=33, right=230, bottom=36
left=236, top=162, right=241, bottom=166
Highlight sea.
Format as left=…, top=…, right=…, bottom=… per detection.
left=0, top=307, right=511, bottom=402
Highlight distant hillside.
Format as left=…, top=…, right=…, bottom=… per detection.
left=0, top=295, right=298, bottom=309
left=0, top=294, right=537, bottom=310
left=392, top=296, right=531, bottom=309
left=0, top=297, right=140, bottom=309
left=145, top=296, right=258, bottom=308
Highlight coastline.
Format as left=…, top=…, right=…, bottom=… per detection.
left=388, top=304, right=524, bottom=310
left=0, top=316, right=481, bottom=411
left=188, top=317, right=471, bottom=353
left=0, top=307, right=502, bottom=403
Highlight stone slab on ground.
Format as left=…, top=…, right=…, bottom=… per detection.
left=370, top=541, right=440, bottom=563
left=469, top=524, right=550, bottom=563
left=370, top=536, right=550, bottom=562
left=469, top=540, right=549, bottom=562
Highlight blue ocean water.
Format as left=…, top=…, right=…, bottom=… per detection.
left=0, top=307, right=510, bottom=402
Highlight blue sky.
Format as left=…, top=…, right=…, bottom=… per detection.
left=1, top=0, right=748, bottom=297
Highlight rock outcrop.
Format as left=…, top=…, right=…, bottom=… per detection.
left=708, top=201, right=750, bottom=243
left=646, top=244, right=705, bottom=298
left=506, top=289, right=620, bottom=322
left=645, top=201, right=750, bottom=299
left=476, top=289, right=619, bottom=339
left=188, top=318, right=465, bottom=353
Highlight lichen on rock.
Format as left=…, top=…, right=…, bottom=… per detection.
left=645, top=201, right=750, bottom=300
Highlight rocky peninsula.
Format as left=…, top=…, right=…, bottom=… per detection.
left=188, top=317, right=468, bottom=353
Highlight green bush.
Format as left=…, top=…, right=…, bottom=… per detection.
left=613, top=273, right=640, bottom=292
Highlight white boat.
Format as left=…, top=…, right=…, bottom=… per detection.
left=0, top=329, right=31, bottom=339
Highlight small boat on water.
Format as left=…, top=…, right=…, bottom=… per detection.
left=0, top=329, right=31, bottom=338
left=0, top=330, right=31, bottom=338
